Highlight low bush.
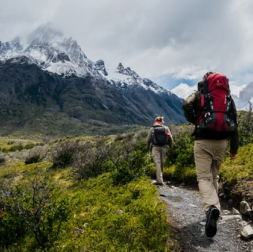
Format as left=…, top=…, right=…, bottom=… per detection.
left=72, top=140, right=112, bottom=180
left=220, top=143, right=253, bottom=183
left=237, top=108, right=253, bottom=146
left=0, top=157, right=5, bottom=165
left=8, top=144, right=24, bottom=152
left=0, top=171, right=72, bottom=250
left=163, top=127, right=195, bottom=181
left=25, top=154, right=42, bottom=164
left=51, top=141, right=79, bottom=168
left=109, top=134, right=147, bottom=185
left=25, top=147, right=46, bottom=164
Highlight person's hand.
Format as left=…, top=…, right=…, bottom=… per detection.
left=230, top=153, right=237, bottom=160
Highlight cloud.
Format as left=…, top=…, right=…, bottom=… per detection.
left=171, top=81, right=247, bottom=101
left=229, top=83, right=247, bottom=98
left=170, top=83, right=197, bottom=99
left=1, top=0, right=253, bottom=91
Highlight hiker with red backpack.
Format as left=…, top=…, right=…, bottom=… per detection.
left=146, top=116, right=173, bottom=186
left=183, top=72, right=239, bottom=238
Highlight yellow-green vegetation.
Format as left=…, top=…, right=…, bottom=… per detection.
left=0, top=137, right=41, bottom=152
left=162, top=124, right=196, bottom=182
left=221, top=143, right=253, bottom=182
left=0, top=108, right=252, bottom=251
left=0, top=132, right=170, bottom=251
left=55, top=175, right=169, bottom=252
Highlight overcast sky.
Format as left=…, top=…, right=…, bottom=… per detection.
left=1, top=0, right=253, bottom=98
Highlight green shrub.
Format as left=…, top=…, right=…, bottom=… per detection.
left=0, top=158, right=5, bottom=165
left=72, top=140, right=112, bottom=179
left=164, top=130, right=195, bottom=181
left=108, top=137, right=146, bottom=185
left=8, top=144, right=24, bottom=152
left=24, top=143, right=36, bottom=149
left=0, top=208, right=27, bottom=247
left=25, top=154, right=42, bottom=164
left=25, top=148, right=45, bottom=164
left=51, top=141, right=78, bottom=168
left=221, top=143, right=253, bottom=182
left=237, top=109, right=253, bottom=146
left=111, top=148, right=146, bottom=185
left=0, top=172, right=72, bottom=250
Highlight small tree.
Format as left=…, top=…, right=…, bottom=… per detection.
left=0, top=171, right=71, bottom=249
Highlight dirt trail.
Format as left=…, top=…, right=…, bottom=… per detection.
left=158, top=184, right=253, bottom=252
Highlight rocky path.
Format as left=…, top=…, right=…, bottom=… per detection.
left=158, top=184, right=253, bottom=252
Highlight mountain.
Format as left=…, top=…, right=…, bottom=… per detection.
left=234, top=82, right=253, bottom=111
left=0, top=24, right=186, bottom=137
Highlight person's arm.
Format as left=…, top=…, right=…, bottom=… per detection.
left=146, top=128, right=152, bottom=151
left=182, top=92, right=199, bottom=124
left=229, top=98, right=239, bottom=159
left=165, top=126, right=173, bottom=148
left=230, top=128, right=239, bottom=159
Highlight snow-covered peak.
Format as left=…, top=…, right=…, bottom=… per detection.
left=27, top=23, right=63, bottom=45
left=22, top=24, right=93, bottom=76
left=0, top=37, right=23, bottom=59
left=101, top=62, right=169, bottom=94
left=0, top=24, right=171, bottom=95
left=117, top=63, right=139, bottom=78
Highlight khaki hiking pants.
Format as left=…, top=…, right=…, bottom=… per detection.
left=152, top=146, right=167, bottom=184
left=194, top=139, right=227, bottom=213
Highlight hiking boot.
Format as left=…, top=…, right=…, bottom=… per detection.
left=205, top=205, right=220, bottom=238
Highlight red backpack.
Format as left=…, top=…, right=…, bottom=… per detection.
left=197, top=73, right=236, bottom=132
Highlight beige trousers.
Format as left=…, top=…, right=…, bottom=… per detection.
left=194, top=139, right=227, bottom=213
left=152, top=146, right=167, bottom=183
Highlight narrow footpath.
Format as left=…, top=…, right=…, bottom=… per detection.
left=158, top=184, right=253, bottom=252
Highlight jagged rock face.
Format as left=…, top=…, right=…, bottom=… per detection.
left=95, top=60, right=108, bottom=76
left=0, top=24, right=186, bottom=136
left=0, top=38, right=23, bottom=58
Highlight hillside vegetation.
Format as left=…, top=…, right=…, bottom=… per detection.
left=0, top=110, right=252, bottom=251
left=0, top=61, right=185, bottom=137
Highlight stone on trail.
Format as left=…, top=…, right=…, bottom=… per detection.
left=240, top=201, right=252, bottom=215
left=241, top=225, right=253, bottom=239
left=221, top=215, right=242, bottom=221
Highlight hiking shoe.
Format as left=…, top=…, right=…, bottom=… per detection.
left=205, top=205, right=220, bottom=238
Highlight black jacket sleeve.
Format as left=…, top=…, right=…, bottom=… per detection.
left=182, top=92, right=200, bottom=125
